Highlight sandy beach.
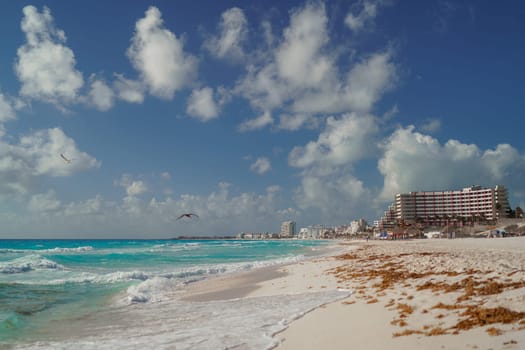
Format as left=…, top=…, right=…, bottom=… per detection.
left=183, top=237, right=525, bottom=349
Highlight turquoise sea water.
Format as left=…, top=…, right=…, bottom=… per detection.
left=0, top=239, right=340, bottom=349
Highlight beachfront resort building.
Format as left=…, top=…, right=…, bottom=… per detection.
left=350, top=218, right=368, bottom=234
left=280, top=221, right=296, bottom=238
left=298, top=225, right=325, bottom=239
left=379, top=185, right=511, bottom=230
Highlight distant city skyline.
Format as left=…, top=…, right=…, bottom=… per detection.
left=1, top=1, right=525, bottom=238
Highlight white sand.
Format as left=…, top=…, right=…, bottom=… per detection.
left=262, top=237, right=525, bottom=350
left=177, top=237, right=525, bottom=349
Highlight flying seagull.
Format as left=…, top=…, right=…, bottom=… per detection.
left=60, top=153, right=72, bottom=164
left=176, top=213, right=199, bottom=220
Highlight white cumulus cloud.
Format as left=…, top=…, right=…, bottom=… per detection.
left=293, top=168, right=372, bottom=223
left=0, top=93, right=18, bottom=137
left=87, top=77, right=115, bottom=111
left=289, top=113, right=379, bottom=168
left=28, top=190, right=61, bottom=212
left=345, top=0, right=384, bottom=33
left=420, top=118, right=441, bottom=133
left=15, top=6, right=84, bottom=106
left=63, top=195, right=105, bottom=216
left=288, top=113, right=381, bottom=222
left=293, top=50, right=397, bottom=114
left=278, top=113, right=319, bottom=131
left=18, top=128, right=100, bottom=177
left=186, top=87, right=220, bottom=121
left=235, top=2, right=397, bottom=126
left=146, top=182, right=289, bottom=235
left=378, top=126, right=525, bottom=201
left=127, top=181, right=148, bottom=196
left=0, top=128, right=99, bottom=196
left=235, top=2, right=334, bottom=114
left=275, top=2, right=333, bottom=89
left=250, top=157, right=271, bottom=175
left=113, top=74, right=145, bottom=103
left=238, top=110, right=273, bottom=132
left=204, top=7, right=248, bottom=61
left=115, top=175, right=148, bottom=197
left=127, top=6, right=198, bottom=99
left=343, top=51, right=397, bottom=112
left=0, top=93, right=16, bottom=124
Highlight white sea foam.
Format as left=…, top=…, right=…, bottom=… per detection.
left=0, top=255, right=65, bottom=274
left=148, top=242, right=201, bottom=252
left=11, top=290, right=351, bottom=350
left=0, top=246, right=93, bottom=254
left=46, top=246, right=93, bottom=253
left=2, top=240, right=341, bottom=349
left=126, top=277, right=182, bottom=303
left=119, top=255, right=307, bottom=304
left=4, top=254, right=306, bottom=294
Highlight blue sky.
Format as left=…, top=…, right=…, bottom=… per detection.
left=1, top=0, right=525, bottom=238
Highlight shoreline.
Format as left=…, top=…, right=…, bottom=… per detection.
left=181, top=265, right=288, bottom=302
left=179, top=240, right=350, bottom=302
left=3, top=239, right=343, bottom=350
left=178, top=237, right=525, bottom=349
left=8, top=238, right=524, bottom=349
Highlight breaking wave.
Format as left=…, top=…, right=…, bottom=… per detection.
left=0, top=255, right=65, bottom=274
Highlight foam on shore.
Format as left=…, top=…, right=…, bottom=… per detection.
left=6, top=240, right=346, bottom=350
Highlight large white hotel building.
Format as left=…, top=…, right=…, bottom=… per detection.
left=280, top=221, right=296, bottom=238
left=379, top=185, right=511, bottom=230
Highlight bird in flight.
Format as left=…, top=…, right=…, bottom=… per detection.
left=176, top=213, right=199, bottom=220
left=60, top=153, right=72, bottom=164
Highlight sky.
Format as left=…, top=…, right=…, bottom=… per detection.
left=1, top=0, right=525, bottom=238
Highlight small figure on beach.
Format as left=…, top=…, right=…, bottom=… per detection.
left=366, top=235, right=369, bottom=242
left=176, top=213, right=199, bottom=220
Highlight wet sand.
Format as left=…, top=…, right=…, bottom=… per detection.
left=178, top=237, right=525, bottom=350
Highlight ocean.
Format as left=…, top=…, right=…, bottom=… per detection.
left=0, top=239, right=348, bottom=349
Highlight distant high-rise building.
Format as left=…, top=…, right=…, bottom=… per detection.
left=280, top=221, right=296, bottom=238
left=379, top=185, right=511, bottom=229
left=350, top=218, right=368, bottom=234
left=297, top=225, right=324, bottom=239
